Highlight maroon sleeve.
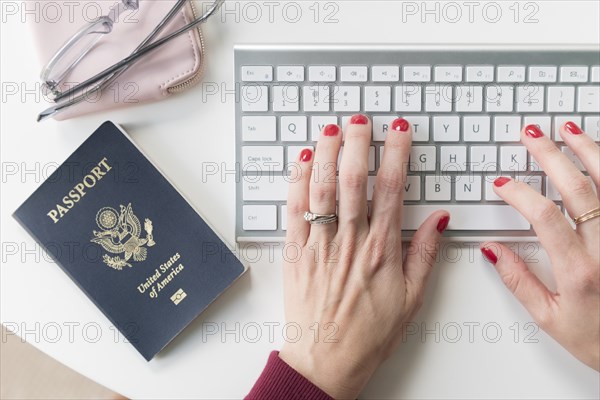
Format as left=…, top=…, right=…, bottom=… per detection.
left=245, top=351, right=333, bottom=400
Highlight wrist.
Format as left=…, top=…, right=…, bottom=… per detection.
left=279, top=344, right=379, bottom=399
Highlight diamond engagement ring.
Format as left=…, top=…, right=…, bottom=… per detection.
left=303, top=211, right=338, bottom=225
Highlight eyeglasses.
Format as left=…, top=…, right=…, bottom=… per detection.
left=41, top=0, right=140, bottom=99
left=38, top=0, right=224, bottom=122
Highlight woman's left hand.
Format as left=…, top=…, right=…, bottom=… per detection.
left=279, top=116, right=449, bottom=399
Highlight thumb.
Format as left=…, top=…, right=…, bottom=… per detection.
left=481, top=242, right=556, bottom=326
left=403, top=211, right=449, bottom=289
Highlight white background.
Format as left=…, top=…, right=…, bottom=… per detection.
left=1, top=1, right=599, bottom=398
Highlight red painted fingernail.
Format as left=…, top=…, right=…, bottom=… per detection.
left=494, top=177, right=511, bottom=187
left=350, top=114, right=368, bottom=125
left=564, top=121, right=584, bottom=135
left=481, top=247, right=498, bottom=265
left=391, top=118, right=410, bottom=132
left=299, top=149, right=313, bottom=162
left=525, top=124, right=544, bottom=138
left=323, top=124, right=339, bottom=136
left=436, top=215, right=450, bottom=233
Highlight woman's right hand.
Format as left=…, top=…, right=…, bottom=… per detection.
left=482, top=121, right=599, bottom=371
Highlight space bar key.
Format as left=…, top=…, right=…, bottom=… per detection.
left=402, top=205, right=530, bottom=231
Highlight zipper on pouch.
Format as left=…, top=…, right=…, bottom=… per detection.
left=167, top=1, right=206, bottom=94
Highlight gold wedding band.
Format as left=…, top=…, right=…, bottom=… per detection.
left=573, top=207, right=600, bottom=225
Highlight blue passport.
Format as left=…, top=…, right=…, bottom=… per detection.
left=14, top=121, right=247, bottom=361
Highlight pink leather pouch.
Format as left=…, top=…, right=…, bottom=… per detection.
left=30, top=0, right=204, bottom=120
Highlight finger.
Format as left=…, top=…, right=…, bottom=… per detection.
left=559, top=121, right=600, bottom=188
left=404, top=211, right=450, bottom=290
left=493, top=176, right=583, bottom=267
left=481, top=242, right=557, bottom=329
left=286, top=148, right=315, bottom=247
left=338, top=114, right=371, bottom=231
left=522, top=124, right=599, bottom=221
left=309, top=124, right=342, bottom=237
left=370, top=118, right=412, bottom=232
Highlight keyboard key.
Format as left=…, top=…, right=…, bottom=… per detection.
left=404, top=65, right=431, bottom=82
left=584, top=116, right=600, bottom=141
left=241, top=85, right=269, bottom=112
left=281, top=206, right=287, bottom=230
left=455, top=176, right=482, bottom=201
left=425, top=85, right=453, bottom=112
left=529, top=66, right=557, bottom=82
left=277, top=66, right=304, bottom=82
left=455, top=85, right=483, bottom=112
left=560, top=66, right=588, bottom=82
left=363, top=175, right=379, bottom=199
left=433, top=116, right=460, bottom=142
left=529, top=154, right=541, bottom=172
left=409, top=146, right=436, bottom=172
left=565, top=208, right=576, bottom=229
left=500, top=146, right=527, bottom=172
left=561, top=146, right=585, bottom=171
left=553, top=115, right=581, bottom=142
left=494, top=116, right=521, bottom=142
left=425, top=176, right=451, bottom=201
left=523, top=116, right=551, bottom=136
left=403, top=116, right=430, bottom=142
left=466, top=65, right=494, bottom=82
left=404, top=176, right=421, bottom=201
left=372, top=66, right=399, bottom=82
left=434, top=66, right=462, bottom=82
left=364, top=86, right=391, bottom=112
left=547, top=86, right=575, bottom=112
left=303, top=85, right=330, bottom=112
left=545, top=177, right=561, bottom=201
left=309, top=66, right=336, bottom=82
left=281, top=116, right=308, bottom=141
left=242, top=66, right=273, bottom=82
left=373, top=116, right=397, bottom=141
left=516, top=174, right=542, bottom=194
left=470, top=146, right=497, bottom=172
left=517, top=84, right=545, bottom=112
left=333, top=86, right=361, bottom=112
left=364, top=176, right=387, bottom=201
left=485, top=178, right=504, bottom=201
left=242, top=116, right=276, bottom=141
left=288, top=146, right=314, bottom=165
left=310, top=116, right=338, bottom=141
left=242, top=176, right=288, bottom=201
left=486, top=85, right=514, bottom=112
left=394, top=85, right=422, bottom=112
left=243, top=205, right=277, bottom=231
left=592, top=66, right=600, bottom=82
left=368, top=146, right=376, bottom=171
left=463, top=116, right=491, bottom=142
left=577, top=86, right=600, bottom=112
left=242, top=146, right=284, bottom=171
left=340, top=116, right=352, bottom=131
left=341, top=66, right=368, bottom=82
left=401, top=205, right=529, bottom=230
left=272, top=85, right=299, bottom=112
left=440, top=146, right=467, bottom=171
left=497, top=66, right=525, bottom=82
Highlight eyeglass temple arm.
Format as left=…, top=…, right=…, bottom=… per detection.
left=50, top=0, right=223, bottom=105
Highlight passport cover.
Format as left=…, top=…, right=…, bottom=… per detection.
left=13, top=121, right=247, bottom=361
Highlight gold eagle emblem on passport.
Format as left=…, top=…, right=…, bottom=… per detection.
left=91, top=204, right=155, bottom=270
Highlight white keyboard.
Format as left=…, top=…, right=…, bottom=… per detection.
left=235, top=45, right=600, bottom=242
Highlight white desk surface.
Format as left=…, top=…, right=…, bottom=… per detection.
left=2, top=1, right=599, bottom=398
